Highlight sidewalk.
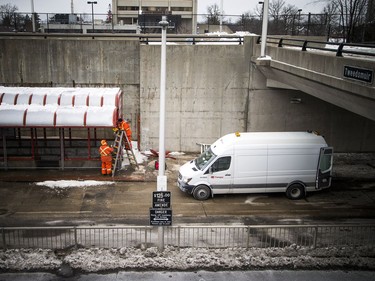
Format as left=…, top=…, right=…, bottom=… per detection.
left=0, top=154, right=192, bottom=182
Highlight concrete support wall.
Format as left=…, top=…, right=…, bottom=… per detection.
left=248, top=89, right=375, bottom=151
left=1, top=36, right=374, bottom=153
left=139, top=43, right=250, bottom=151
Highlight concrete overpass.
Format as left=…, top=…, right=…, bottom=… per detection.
left=251, top=37, right=375, bottom=122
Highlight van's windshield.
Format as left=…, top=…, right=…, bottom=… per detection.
left=195, top=147, right=216, bottom=170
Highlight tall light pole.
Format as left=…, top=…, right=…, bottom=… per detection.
left=219, top=0, right=223, bottom=33
left=260, top=0, right=269, bottom=57
left=297, top=9, right=302, bottom=35
left=157, top=15, right=169, bottom=251
left=31, top=0, right=35, bottom=32
left=158, top=15, right=168, bottom=191
left=87, top=1, right=97, bottom=32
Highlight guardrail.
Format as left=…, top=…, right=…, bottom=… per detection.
left=262, top=36, right=375, bottom=57
left=0, top=32, right=244, bottom=45
left=196, top=143, right=210, bottom=153
left=1, top=224, right=374, bottom=250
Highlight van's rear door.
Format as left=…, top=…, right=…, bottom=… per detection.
left=316, top=147, right=333, bottom=189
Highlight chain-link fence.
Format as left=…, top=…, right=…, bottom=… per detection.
left=1, top=12, right=366, bottom=39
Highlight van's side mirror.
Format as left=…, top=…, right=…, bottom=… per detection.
left=209, top=167, right=213, bottom=174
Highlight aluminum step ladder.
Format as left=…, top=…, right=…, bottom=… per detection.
left=112, top=130, right=139, bottom=177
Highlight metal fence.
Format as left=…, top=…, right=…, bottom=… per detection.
left=1, top=224, right=375, bottom=250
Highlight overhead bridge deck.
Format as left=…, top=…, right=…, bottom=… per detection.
left=252, top=37, right=375, bottom=122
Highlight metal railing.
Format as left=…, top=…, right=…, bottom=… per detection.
left=0, top=32, right=244, bottom=45
left=196, top=143, right=210, bottom=153
left=1, top=224, right=374, bottom=250
left=263, top=36, right=375, bottom=57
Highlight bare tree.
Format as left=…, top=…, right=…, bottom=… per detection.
left=318, top=0, right=369, bottom=42
left=0, top=3, right=18, bottom=27
left=267, top=0, right=299, bottom=35
left=206, top=4, right=221, bottom=25
left=235, top=11, right=261, bottom=34
left=281, top=4, right=299, bottom=35
left=269, top=0, right=285, bottom=22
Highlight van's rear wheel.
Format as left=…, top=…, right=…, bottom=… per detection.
left=286, top=184, right=305, bottom=200
left=193, top=185, right=211, bottom=200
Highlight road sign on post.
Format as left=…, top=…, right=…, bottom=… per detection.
left=152, top=191, right=171, bottom=208
left=149, top=208, right=172, bottom=226
left=150, top=191, right=172, bottom=226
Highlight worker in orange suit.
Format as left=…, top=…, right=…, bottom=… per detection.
left=99, top=139, right=114, bottom=175
left=116, top=118, right=132, bottom=149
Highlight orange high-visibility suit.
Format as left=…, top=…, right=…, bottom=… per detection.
left=99, top=140, right=114, bottom=175
left=117, top=119, right=132, bottom=149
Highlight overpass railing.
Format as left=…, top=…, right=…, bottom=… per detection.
left=1, top=224, right=375, bottom=250
left=0, top=32, right=243, bottom=45
left=263, top=36, right=375, bottom=57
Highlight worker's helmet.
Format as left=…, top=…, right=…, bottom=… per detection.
left=101, top=139, right=107, bottom=146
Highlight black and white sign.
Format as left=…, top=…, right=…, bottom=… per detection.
left=343, top=65, right=373, bottom=84
left=152, top=191, right=171, bottom=208
left=149, top=208, right=172, bottom=226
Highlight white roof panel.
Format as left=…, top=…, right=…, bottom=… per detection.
left=26, top=105, right=56, bottom=126
left=86, top=106, right=116, bottom=126
left=0, top=106, right=26, bottom=126
left=1, top=93, right=16, bottom=105
left=0, top=87, right=122, bottom=127
left=56, top=107, right=86, bottom=126
left=30, top=94, right=46, bottom=105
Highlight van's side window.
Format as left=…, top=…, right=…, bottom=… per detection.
left=209, top=156, right=231, bottom=173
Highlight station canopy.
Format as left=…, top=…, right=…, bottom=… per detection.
left=0, top=87, right=122, bottom=128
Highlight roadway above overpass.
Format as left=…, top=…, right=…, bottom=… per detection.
left=251, top=37, right=375, bottom=121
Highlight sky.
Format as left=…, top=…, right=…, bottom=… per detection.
left=0, top=0, right=325, bottom=15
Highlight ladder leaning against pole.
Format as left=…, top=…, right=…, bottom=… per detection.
left=112, top=130, right=139, bottom=177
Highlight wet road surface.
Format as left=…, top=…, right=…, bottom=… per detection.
left=0, top=178, right=374, bottom=226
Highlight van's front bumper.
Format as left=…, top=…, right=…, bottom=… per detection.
left=177, top=179, right=195, bottom=194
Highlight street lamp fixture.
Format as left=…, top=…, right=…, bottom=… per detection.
left=258, top=1, right=264, bottom=23
left=87, top=1, right=97, bottom=33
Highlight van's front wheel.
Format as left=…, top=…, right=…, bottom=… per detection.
left=286, top=184, right=305, bottom=200
left=193, top=185, right=211, bottom=200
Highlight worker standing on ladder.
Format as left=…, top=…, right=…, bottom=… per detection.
left=116, top=118, right=132, bottom=149
left=99, top=139, right=114, bottom=175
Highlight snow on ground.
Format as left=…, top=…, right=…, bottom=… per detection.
left=1, top=245, right=374, bottom=273
left=36, top=180, right=114, bottom=189
left=35, top=180, right=115, bottom=195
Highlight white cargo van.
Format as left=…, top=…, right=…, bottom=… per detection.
left=177, top=132, right=333, bottom=200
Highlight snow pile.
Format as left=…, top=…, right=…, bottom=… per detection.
left=121, top=141, right=148, bottom=166
left=62, top=246, right=375, bottom=271
left=1, top=246, right=374, bottom=272
left=0, top=249, right=61, bottom=271
left=36, top=181, right=115, bottom=194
